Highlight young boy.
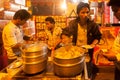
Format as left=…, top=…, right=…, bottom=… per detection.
left=55, top=28, right=73, bottom=49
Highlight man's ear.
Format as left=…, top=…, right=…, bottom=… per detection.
left=17, top=18, right=21, bottom=22
left=70, top=36, right=73, bottom=42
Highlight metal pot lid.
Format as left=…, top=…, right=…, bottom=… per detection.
left=22, top=42, right=48, bottom=52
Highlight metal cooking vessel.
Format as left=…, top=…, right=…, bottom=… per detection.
left=22, top=42, right=48, bottom=56
left=53, top=46, right=85, bottom=77
left=21, top=42, right=48, bottom=74
left=22, top=57, right=47, bottom=74
left=53, top=56, right=84, bottom=77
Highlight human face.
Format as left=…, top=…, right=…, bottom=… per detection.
left=16, top=19, right=27, bottom=26
left=78, top=7, right=90, bottom=21
left=20, top=20, right=27, bottom=25
left=111, top=6, right=120, bottom=21
left=45, top=21, right=54, bottom=30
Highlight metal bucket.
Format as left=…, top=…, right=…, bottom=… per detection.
left=22, top=57, right=47, bottom=74
left=52, top=46, right=85, bottom=77
left=22, top=42, right=48, bottom=74
left=53, top=54, right=85, bottom=77
left=22, top=52, right=47, bottom=62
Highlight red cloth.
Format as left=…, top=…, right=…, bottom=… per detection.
left=0, top=46, right=8, bottom=70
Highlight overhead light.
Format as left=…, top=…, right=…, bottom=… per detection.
left=72, top=0, right=78, bottom=3
left=0, top=8, right=4, bottom=11
left=84, top=0, right=89, bottom=3
left=61, top=0, right=67, bottom=10
left=71, top=0, right=88, bottom=3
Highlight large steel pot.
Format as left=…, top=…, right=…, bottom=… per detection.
left=53, top=46, right=85, bottom=77
left=22, top=57, right=47, bottom=74
left=22, top=52, right=47, bottom=62
left=21, top=42, right=48, bottom=74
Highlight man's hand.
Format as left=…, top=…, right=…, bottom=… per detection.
left=101, top=49, right=117, bottom=61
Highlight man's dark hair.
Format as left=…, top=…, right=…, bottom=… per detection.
left=45, top=17, right=55, bottom=24
left=13, top=9, right=31, bottom=20
left=77, top=2, right=90, bottom=14
left=108, top=0, right=120, bottom=6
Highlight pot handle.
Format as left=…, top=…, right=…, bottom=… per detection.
left=84, top=61, right=89, bottom=80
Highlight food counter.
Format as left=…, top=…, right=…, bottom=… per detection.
left=0, top=42, right=91, bottom=80
left=0, top=57, right=88, bottom=80
left=1, top=26, right=119, bottom=80
left=12, top=61, right=82, bottom=80
left=93, top=26, right=120, bottom=66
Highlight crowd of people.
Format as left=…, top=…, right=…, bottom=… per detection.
left=0, top=0, right=120, bottom=80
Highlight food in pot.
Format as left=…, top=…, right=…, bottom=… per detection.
left=54, top=46, right=85, bottom=59
left=23, top=42, right=48, bottom=53
left=21, top=42, right=48, bottom=74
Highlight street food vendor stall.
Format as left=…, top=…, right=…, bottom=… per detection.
left=0, top=42, right=90, bottom=80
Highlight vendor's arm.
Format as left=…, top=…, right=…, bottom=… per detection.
left=102, top=50, right=117, bottom=61
left=52, top=26, right=62, bottom=50
left=52, top=38, right=61, bottom=50
left=90, top=39, right=99, bottom=48
left=11, top=42, right=23, bottom=49
left=102, top=34, right=120, bottom=61
left=89, top=22, right=102, bottom=47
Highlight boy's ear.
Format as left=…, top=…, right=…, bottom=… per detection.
left=70, top=36, right=73, bottom=42
left=70, top=36, right=73, bottom=39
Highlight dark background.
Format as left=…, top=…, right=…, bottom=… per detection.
left=31, top=0, right=65, bottom=15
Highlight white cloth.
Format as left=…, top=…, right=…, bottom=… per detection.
left=2, top=21, right=24, bottom=59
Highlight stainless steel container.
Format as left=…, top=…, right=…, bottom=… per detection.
left=53, top=55, right=84, bottom=77
left=22, top=42, right=48, bottom=74
left=53, top=46, right=85, bottom=77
